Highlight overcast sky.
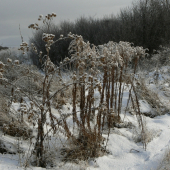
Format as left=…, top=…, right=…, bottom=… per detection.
left=0, top=0, right=134, bottom=47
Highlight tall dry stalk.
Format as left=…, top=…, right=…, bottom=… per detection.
left=0, top=13, right=148, bottom=167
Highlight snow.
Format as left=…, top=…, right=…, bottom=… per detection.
left=91, top=114, right=170, bottom=170
left=1, top=65, right=170, bottom=170
left=2, top=113, right=170, bottom=169
left=139, top=100, right=152, bottom=113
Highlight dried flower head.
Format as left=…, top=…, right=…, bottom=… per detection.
left=14, top=60, right=19, bottom=65
left=0, top=72, right=3, bottom=78
left=0, top=61, right=5, bottom=69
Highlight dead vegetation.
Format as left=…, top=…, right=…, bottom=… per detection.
left=135, top=76, right=169, bottom=117
left=0, top=13, right=151, bottom=169
left=157, top=149, right=170, bottom=170
left=60, top=131, right=108, bottom=163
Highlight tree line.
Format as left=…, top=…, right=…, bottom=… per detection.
left=29, top=0, right=170, bottom=68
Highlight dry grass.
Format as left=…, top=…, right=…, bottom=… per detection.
left=157, top=148, right=170, bottom=170
left=132, top=118, right=161, bottom=145
left=0, top=110, right=32, bottom=139
left=60, top=131, right=107, bottom=163
left=3, top=122, right=32, bottom=139
left=135, top=78, right=168, bottom=117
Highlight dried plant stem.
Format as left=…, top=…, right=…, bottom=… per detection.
left=110, top=66, right=115, bottom=108
left=118, top=66, right=123, bottom=117
left=72, top=83, right=77, bottom=123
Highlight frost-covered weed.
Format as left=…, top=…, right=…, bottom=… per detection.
left=0, top=13, right=148, bottom=168
left=135, top=75, right=169, bottom=117
left=132, top=119, right=161, bottom=146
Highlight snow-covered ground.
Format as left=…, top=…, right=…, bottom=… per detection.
left=1, top=65, right=170, bottom=170
left=93, top=114, right=170, bottom=170
left=1, top=114, right=170, bottom=170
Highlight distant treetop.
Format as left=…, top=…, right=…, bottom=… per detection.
left=0, top=46, right=8, bottom=51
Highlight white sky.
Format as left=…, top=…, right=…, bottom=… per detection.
left=0, top=0, right=134, bottom=47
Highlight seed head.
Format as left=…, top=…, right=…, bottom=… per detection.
left=0, top=61, right=5, bottom=68
left=14, top=60, right=19, bottom=65
left=0, top=72, right=3, bottom=78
